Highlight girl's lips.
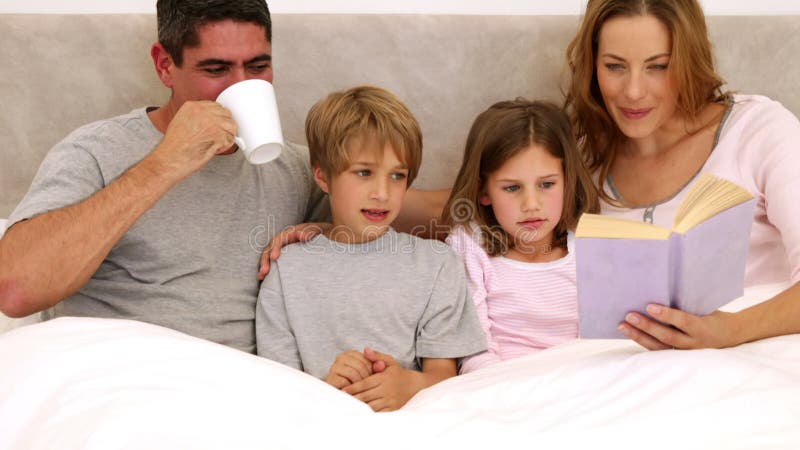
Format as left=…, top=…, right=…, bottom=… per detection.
left=620, top=107, right=652, bottom=120
left=518, top=219, right=545, bottom=229
left=362, top=209, right=389, bottom=222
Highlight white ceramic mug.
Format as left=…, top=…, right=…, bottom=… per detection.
left=216, top=79, right=284, bottom=164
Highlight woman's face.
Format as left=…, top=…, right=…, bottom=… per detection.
left=596, top=14, right=679, bottom=140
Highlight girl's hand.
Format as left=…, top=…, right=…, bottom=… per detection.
left=618, top=304, right=739, bottom=350
left=258, top=222, right=331, bottom=280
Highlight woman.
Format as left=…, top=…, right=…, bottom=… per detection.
left=564, top=0, right=800, bottom=349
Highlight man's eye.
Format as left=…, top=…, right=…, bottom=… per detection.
left=247, top=63, right=271, bottom=73
left=502, top=185, right=520, bottom=192
left=204, top=67, right=228, bottom=75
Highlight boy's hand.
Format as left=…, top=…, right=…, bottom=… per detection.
left=258, top=222, right=331, bottom=280
left=325, top=350, right=374, bottom=389
left=343, top=352, right=456, bottom=412
left=363, top=346, right=396, bottom=373
left=342, top=365, right=422, bottom=412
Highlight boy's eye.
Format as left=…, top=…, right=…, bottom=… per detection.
left=391, top=172, right=408, bottom=181
left=355, top=169, right=371, bottom=177
left=502, top=185, right=520, bottom=193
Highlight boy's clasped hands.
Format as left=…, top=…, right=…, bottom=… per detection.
left=327, top=347, right=423, bottom=412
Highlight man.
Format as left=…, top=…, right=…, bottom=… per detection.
left=0, top=0, right=327, bottom=353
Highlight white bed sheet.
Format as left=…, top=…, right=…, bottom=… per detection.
left=1, top=287, right=799, bottom=450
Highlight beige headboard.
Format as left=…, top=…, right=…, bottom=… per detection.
left=2, top=14, right=800, bottom=217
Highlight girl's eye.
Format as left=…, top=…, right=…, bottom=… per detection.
left=502, top=185, right=520, bottom=193
left=391, top=172, right=408, bottom=181
left=540, top=181, right=556, bottom=189
left=355, top=169, right=371, bottom=177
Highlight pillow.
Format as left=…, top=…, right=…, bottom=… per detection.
left=0, top=219, right=6, bottom=239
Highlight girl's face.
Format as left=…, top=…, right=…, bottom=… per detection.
left=480, top=144, right=565, bottom=254
left=596, top=14, right=679, bottom=141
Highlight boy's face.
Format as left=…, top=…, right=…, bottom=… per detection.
left=314, top=143, right=409, bottom=244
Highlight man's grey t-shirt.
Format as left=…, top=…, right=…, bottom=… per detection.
left=255, top=229, right=487, bottom=378
left=9, top=107, right=328, bottom=353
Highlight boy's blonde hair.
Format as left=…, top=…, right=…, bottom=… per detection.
left=305, top=85, right=423, bottom=186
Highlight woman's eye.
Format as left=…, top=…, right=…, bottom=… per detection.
left=605, top=63, right=625, bottom=71
left=502, top=185, right=520, bottom=193
left=648, top=64, right=669, bottom=71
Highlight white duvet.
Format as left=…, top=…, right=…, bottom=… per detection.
left=1, top=288, right=799, bottom=450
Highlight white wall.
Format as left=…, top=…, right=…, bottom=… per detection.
left=1, top=0, right=799, bottom=15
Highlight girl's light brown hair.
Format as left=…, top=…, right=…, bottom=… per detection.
left=441, top=99, right=599, bottom=256
left=305, top=85, right=422, bottom=186
left=563, top=0, right=726, bottom=202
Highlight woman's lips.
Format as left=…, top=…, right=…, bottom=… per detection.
left=620, top=107, right=652, bottom=120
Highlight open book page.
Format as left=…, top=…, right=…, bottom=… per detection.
left=673, top=174, right=754, bottom=234
left=575, top=214, right=671, bottom=240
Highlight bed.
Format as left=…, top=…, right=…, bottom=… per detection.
left=2, top=13, right=800, bottom=449
left=2, top=284, right=799, bottom=449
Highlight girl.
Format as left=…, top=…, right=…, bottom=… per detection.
left=442, top=99, right=599, bottom=373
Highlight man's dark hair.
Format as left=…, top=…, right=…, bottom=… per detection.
left=156, top=0, right=272, bottom=67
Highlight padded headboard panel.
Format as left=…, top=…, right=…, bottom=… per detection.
left=2, top=14, right=800, bottom=217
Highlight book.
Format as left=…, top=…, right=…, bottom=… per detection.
left=575, top=173, right=757, bottom=338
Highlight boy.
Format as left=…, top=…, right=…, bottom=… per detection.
left=255, top=86, right=486, bottom=412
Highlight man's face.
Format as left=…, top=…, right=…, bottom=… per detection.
left=165, top=20, right=273, bottom=108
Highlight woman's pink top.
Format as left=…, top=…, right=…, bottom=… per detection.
left=602, top=95, right=800, bottom=286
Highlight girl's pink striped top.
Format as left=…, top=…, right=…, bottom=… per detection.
left=447, top=225, right=578, bottom=374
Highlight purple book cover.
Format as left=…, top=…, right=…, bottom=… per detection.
left=672, top=198, right=756, bottom=315
left=577, top=198, right=756, bottom=339
left=577, top=238, right=671, bottom=338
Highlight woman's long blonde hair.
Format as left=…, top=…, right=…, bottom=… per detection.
left=441, top=99, right=599, bottom=256
left=563, top=0, right=726, bottom=202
